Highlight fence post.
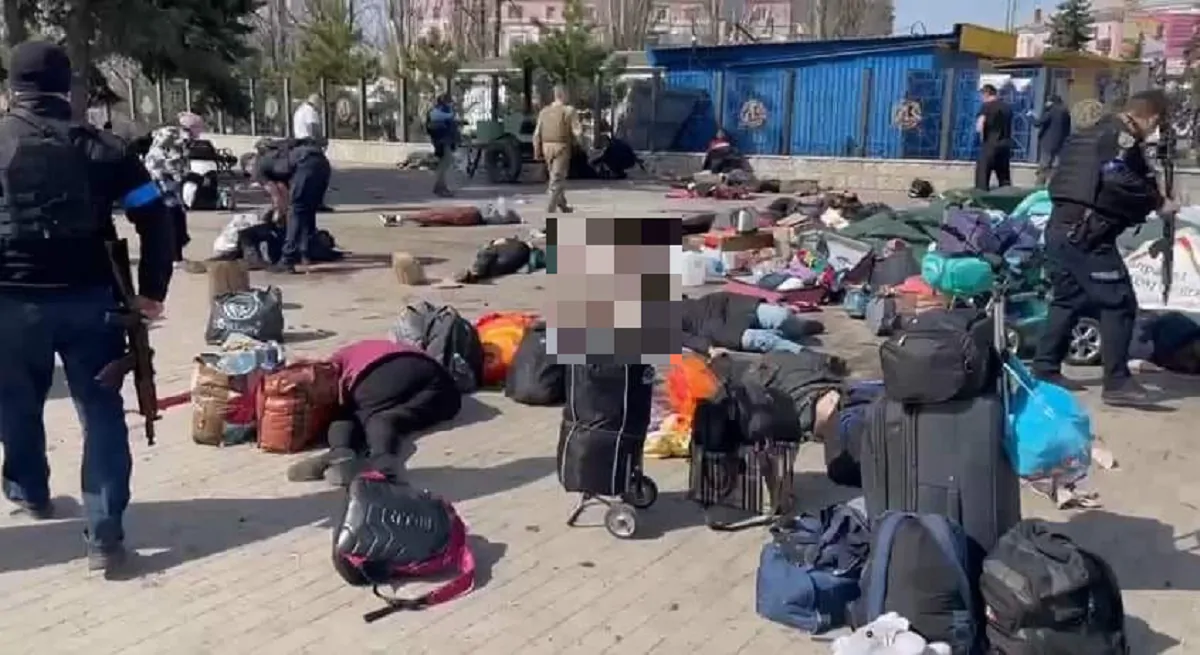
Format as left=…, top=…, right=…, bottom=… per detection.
left=358, top=78, right=368, bottom=141
left=283, top=77, right=294, bottom=137
left=248, top=78, right=258, bottom=137
left=592, top=72, right=603, bottom=140
left=319, top=79, right=330, bottom=139
left=398, top=77, right=410, bottom=142
left=649, top=70, right=661, bottom=151
left=217, top=108, right=225, bottom=134
left=857, top=68, right=873, bottom=157
left=714, top=70, right=726, bottom=131
left=939, top=68, right=956, bottom=160
left=781, top=70, right=796, bottom=156
left=183, top=79, right=192, bottom=113
left=155, top=80, right=165, bottom=124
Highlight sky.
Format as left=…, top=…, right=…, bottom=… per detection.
left=894, top=0, right=1027, bottom=35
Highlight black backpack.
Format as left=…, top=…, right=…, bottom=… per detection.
left=855, top=512, right=981, bottom=654
left=504, top=322, right=565, bottom=406
left=981, top=520, right=1128, bottom=655
left=879, top=308, right=998, bottom=405
left=391, top=302, right=484, bottom=393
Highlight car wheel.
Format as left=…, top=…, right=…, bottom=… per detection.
left=1065, top=317, right=1102, bottom=366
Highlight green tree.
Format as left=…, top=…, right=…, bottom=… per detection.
left=291, top=0, right=379, bottom=90
left=510, top=0, right=620, bottom=101
left=1047, top=0, right=1095, bottom=52
left=4, top=0, right=260, bottom=118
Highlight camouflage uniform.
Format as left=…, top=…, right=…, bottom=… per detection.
left=142, top=125, right=192, bottom=260
left=142, top=125, right=190, bottom=206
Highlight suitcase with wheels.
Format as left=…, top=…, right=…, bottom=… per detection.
left=861, top=393, right=1021, bottom=553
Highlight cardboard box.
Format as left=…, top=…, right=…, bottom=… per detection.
left=701, top=229, right=775, bottom=252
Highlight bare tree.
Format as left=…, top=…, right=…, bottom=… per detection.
left=791, top=0, right=886, bottom=39
left=595, top=0, right=656, bottom=50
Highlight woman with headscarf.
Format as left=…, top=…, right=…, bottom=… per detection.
left=143, top=112, right=205, bottom=267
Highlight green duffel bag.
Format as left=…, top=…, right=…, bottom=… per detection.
left=921, top=250, right=995, bottom=298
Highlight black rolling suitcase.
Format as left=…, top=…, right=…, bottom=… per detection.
left=861, top=394, right=1021, bottom=553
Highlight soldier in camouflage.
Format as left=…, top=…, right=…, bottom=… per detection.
left=143, top=112, right=204, bottom=265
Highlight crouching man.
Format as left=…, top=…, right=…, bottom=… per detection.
left=287, top=339, right=462, bottom=485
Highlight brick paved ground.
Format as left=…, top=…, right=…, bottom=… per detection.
left=1, top=168, right=1198, bottom=654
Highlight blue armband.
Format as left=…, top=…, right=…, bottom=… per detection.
left=122, top=181, right=163, bottom=209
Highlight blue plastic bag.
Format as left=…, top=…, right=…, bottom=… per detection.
left=1003, top=357, right=1093, bottom=483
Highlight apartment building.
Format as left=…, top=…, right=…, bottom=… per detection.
left=414, top=0, right=893, bottom=53
left=1015, top=1, right=1199, bottom=72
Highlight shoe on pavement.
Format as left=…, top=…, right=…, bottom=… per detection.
left=324, top=453, right=367, bottom=488
left=10, top=498, right=54, bottom=520
left=1101, top=379, right=1158, bottom=408
left=86, top=542, right=129, bottom=574
left=286, top=450, right=339, bottom=482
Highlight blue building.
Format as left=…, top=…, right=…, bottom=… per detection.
left=646, top=24, right=1046, bottom=163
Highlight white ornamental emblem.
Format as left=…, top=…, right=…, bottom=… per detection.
left=139, top=96, right=156, bottom=117
left=739, top=99, right=767, bottom=129
left=892, top=100, right=922, bottom=130
left=263, top=97, right=280, bottom=119
left=221, top=294, right=261, bottom=322
left=336, top=98, right=353, bottom=121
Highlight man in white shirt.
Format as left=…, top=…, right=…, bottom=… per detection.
left=292, top=93, right=333, bottom=210
left=292, top=93, right=322, bottom=141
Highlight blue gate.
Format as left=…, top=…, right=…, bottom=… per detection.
left=722, top=70, right=789, bottom=155
left=951, top=67, right=1042, bottom=162
left=664, top=70, right=718, bottom=152
left=900, top=70, right=944, bottom=159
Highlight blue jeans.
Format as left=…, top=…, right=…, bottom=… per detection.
left=282, top=155, right=332, bottom=264
left=740, top=303, right=807, bottom=354
left=0, top=288, right=131, bottom=547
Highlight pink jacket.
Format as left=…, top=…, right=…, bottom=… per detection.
left=329, top=339, right=430, bottom=394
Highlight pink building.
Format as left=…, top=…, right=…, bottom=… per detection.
left=1016, top=2, right=1200, bottom=70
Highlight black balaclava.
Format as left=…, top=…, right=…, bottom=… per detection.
left=8, top=41, right=72, bottom=95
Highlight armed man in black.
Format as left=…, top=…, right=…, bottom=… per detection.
left=0, top=41, right=175, bottom=573
left=1031, top=90, right=1174, bottom=408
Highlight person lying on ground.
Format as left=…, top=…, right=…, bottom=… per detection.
left=681, top=291, right=824, bottom=356
left=287, top=339, right=463, bottom=486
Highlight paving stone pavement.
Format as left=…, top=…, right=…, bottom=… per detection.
left=1, top=169, right=1198, bottom=654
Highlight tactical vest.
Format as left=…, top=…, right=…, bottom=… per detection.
left=0, top=110, right=96, bottom=241
left=1048, top=118, right=1111, bottom=210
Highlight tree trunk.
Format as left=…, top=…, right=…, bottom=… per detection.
left=65, top=0, right=94, bottom=120
left=4, top=0, right=28, bottom=47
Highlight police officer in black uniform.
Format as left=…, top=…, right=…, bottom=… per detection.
left=253, top=137, right=331, bottom=274
left=0, top=41, right=175, bottom=573
left=1032, top=90, right=1173, bottom=407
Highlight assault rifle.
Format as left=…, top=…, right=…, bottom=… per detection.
left=1153, top=117, right=1177, bottom=307
left=95, top=240, right=160, bottom=445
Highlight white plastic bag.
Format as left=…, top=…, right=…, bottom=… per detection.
left=212, top=212, right=264, bottom=257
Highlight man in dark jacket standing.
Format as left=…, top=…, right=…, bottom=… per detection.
left=1034, top=95, right=1072, bottom=185
left=681, top=291, right=823, bottom=356
left=0, top=41, right=175, bottom=573
left=1032, top=90, right=1173, bottom=407
left=975, top=84, right=1014, bottom=190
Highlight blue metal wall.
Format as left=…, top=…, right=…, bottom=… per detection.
left=650, top=38, right=1048, bottom=163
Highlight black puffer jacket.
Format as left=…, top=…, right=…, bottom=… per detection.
left=680, top=292, right=762, bottom=352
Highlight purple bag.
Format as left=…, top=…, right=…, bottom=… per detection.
left=938, top=207, right=1001, bottom=256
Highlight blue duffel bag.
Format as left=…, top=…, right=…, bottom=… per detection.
left=755, top=501, right=871, bottom=633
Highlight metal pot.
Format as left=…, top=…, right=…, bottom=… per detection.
left=734, top=208, right=757, bottom=234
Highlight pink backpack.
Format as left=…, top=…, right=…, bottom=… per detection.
left=332, top=471, right=475, bottom=622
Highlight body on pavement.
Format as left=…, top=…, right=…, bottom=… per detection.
left=681, top=291, right=824, bottom=356
left=0, top=41, right=175, bottom=574
left=1031, top=89, right=1172, bottom=408
left=534, top=85, right=581, bottom=214
left=287, top=339, right=462, bottom=485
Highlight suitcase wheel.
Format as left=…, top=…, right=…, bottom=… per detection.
left=624, top=476, right=658, bottom=510
left=604, top=503, right=638, bottom=539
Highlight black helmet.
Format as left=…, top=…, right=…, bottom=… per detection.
left=907, top=178, right=934, bottom=199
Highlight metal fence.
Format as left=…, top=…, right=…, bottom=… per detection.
left=106, top=76, right=431, bottom=143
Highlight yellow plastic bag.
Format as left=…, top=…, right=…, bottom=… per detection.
left=644, top=413, right=692, bottom=459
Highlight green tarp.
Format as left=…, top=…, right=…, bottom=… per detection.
left=839, top=200, right=953, bottom=246
left=940, top=186, right=1044, bottom=214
